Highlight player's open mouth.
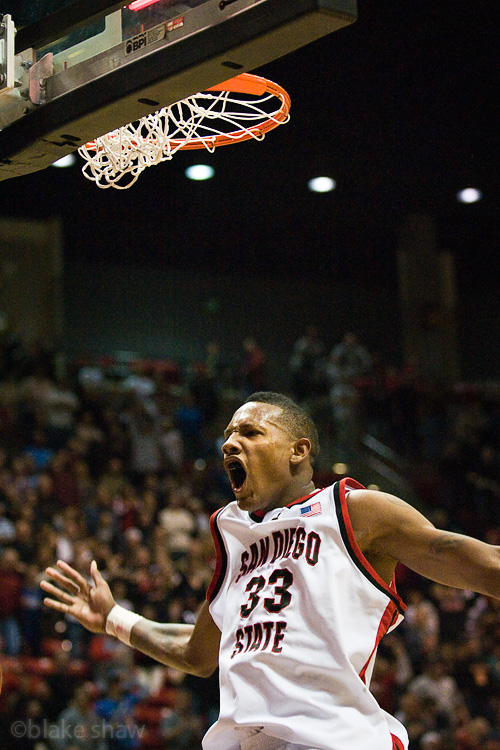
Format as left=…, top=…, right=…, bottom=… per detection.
left=226, top=460, right=247, bottom=492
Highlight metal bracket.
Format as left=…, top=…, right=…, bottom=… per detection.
left=0, top=47, right=36, bottom=131
left=29, top=54, right=54, bottom=105
left=0, top=14, right=16, bottom=93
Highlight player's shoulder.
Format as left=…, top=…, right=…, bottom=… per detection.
left=345, top=486, right=412, bottom=514
left=345, top=485, right=431, bottom=554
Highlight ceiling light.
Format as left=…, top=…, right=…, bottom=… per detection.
left=456, top=187, right=482, bottom=204
left=128, top=0, right=164, bottom=10
left=332, top=462, right=348, bottom=475
left=308, top=176, right=336, bottom=193
left=185, top=164, right=215, bottom=181
left=51, top=154, right=76, bottom=168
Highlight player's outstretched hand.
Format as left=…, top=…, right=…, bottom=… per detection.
left=40, top=560, right=115, bottom=634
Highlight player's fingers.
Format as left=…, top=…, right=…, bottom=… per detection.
left=43, top=597, right=72, bottom=614
left=90, top=560, right=105, bottom=585
left=56, top=560, right=90, bottom=592
left=40, top=580, right=75, bottom=605
left=45, top=567, right=81, bottom=594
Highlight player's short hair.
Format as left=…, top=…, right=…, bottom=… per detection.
left=244, top=391, right=320, bottom=463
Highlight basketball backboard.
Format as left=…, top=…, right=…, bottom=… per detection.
left=0, top=0, right=356, bottom=181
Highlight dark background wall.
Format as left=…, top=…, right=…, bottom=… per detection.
left=458, top=296, right=500, bottom=382
left=62, top=258, right=500, bottom=384
left=63, top=259, right=403, bottom=383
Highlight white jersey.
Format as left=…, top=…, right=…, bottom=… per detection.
left=204, top=478, right=408, bottom=750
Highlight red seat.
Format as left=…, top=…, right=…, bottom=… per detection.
left=22, top=657, right=56, bottom=676
left=41, top=638, right=64, bottom=657
left=67, top=659, right=91, bottom=678
left=134, top=704, right=167, bottom=725
left=145, top=688, right=176, bottom=707
left=139, top=726, right=164, bottom=749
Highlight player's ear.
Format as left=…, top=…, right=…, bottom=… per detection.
left=290, top=438, right=311, bottom=464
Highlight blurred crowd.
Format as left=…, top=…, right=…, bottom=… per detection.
left=2, top=328, right=500, bottom=750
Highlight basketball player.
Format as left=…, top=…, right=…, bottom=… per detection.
left=41, top=392, right=500, bottom=750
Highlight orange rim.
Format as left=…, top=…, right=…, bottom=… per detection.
left=172, top=73, right=291, bottom=150
left=84, top=73, right=291, bottom=152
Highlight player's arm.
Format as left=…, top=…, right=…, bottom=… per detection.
left=130, top=599, right=219, bottom=677
left=41, top=560, right=220, bottom=678
left=348, top=489, right=500, bottom=597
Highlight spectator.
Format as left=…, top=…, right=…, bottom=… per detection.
left=159, top=415, right=183, bottom=474
left=42, top=378, right=80, bottom=450
left=160, top=687, right=204, bottom=750
left=289, top=324, right=325, bottom=402
left=24, top=429, right=54, bottom=473
left=0, top=500, right=16, bottom=545
left=455, top=716, right=492, bottom=749
left=241, top=337, right=266, bottom=393
left=327, top=332, right=372, bottom=461
left=95, top=673, right=146, bottom=750
left=408, top=656, right=464, bottom=723
left=51, top=449, right=80, bottom=509
left=174, top=394, right=205, bottom=461
left=55, top=513, right=81, bottom=562
left=204, top=341, right=224, bottom=384
left=52, top=682, right=108, bottom=750
left=98, top=459, right=128, bottom=500
left=13, top=518, right=37, bottom=564
left=402, top=589, right=440, bottom=671
left=328, top=332, right=372, bottom=383
left=10, top=697, right=50, bottom=750
left=395, top=691, right=428, bottom=749
left=370, top=633, right=413, bottom=715
left=20, top=563, right=44, bottom=655
left=189, top=363, right=220, bottom=426
left=36, top=471, right=58, bottom=518
left=158, top=485, right=196, bottom=563
left=45, top=649, right=82, bottom=723
left=0, top=547, right=24, bottom=655
left=125, top=410, right=163, bottom=483
left=121, top=364, right=156, bottom=407
left=430, top=583, right=470, bottom=643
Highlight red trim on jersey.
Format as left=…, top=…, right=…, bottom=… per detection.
left=285, top=487, right=323, bottom=508
left=249, top=508, right=266, bottom=520
left=338, top=478, right=406, bottom=611
left=359, top=600, right=399, bottom=684
left=391, top=734, right=405, bottom=750
left=206, top=508, right=226, bottom=603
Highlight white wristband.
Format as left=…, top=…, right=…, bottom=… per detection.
left=105, top=605, right=143, bottom=646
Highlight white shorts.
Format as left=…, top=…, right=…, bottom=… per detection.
left=238, top=728, right=320, bottom=750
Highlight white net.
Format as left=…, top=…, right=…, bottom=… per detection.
left=78, top=75, right=290, bottom=189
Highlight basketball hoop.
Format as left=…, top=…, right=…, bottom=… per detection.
left=78, top=73, right=291, bottom=189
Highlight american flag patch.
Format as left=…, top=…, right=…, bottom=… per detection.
left=300, top=501, right=322, bottom=517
